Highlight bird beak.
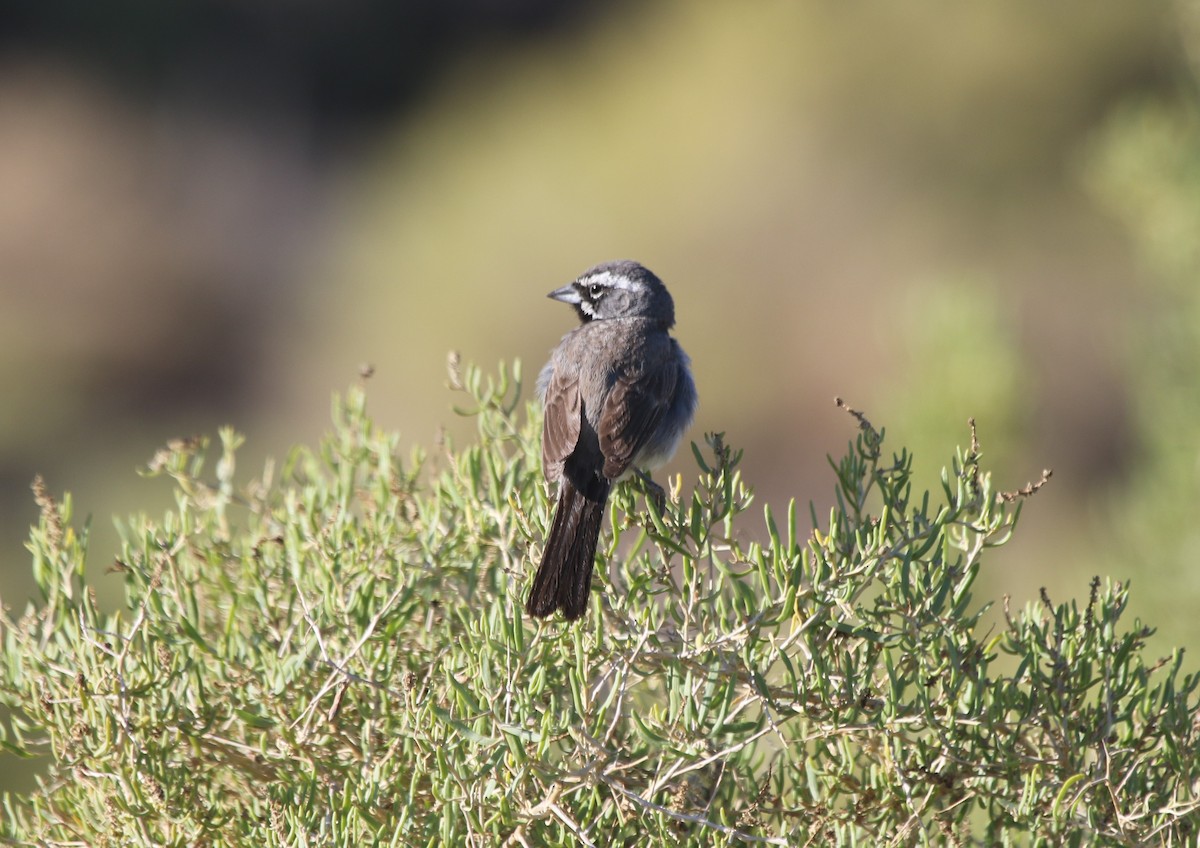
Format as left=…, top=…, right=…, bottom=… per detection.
left=547, top=284, right=582, bottom=305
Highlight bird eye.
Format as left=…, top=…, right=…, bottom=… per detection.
left=588, top=283, right=604, bottom=298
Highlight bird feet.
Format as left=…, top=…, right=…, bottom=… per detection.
left=634, top=469, right=667, bottom=513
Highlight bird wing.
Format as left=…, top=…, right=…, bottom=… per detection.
left=541, top=365, right=582, bottom=483
left=598, top=358, right=679, bottom=480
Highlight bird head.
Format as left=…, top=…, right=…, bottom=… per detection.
left=548, top=260, right=676, bottom=328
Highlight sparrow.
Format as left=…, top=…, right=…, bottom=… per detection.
left=526, top=260, right=697, bottom=620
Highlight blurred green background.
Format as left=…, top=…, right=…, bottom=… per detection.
left=2, top=0, right=1199, bottom=718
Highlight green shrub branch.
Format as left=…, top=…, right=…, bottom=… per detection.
left=1, top=361, right=1196, bottom=846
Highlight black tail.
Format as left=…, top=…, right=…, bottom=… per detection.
left=526, top=478, right=610, bottom=620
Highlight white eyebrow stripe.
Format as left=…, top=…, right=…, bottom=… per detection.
left=582, top=270, right=633, bottom=291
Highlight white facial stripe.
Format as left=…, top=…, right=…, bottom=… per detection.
left=583, top=270, right=634, bottom=292
left=579, top=300, right=595, bottom=317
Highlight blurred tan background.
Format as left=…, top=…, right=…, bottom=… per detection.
left=2, top=0, right=1198, bottom=687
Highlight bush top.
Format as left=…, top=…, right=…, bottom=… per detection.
left=2, top=361, right=1196, bottom=847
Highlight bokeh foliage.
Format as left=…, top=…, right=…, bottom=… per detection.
left=1084, top=97, right=1200, bottom=650
left=1, top=362, right=1197, bottom=846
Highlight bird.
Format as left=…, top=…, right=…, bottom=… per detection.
left=526, top=260, right=697, bottom=620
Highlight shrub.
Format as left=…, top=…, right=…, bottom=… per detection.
left=2, top=361, right=1196, bottom=846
